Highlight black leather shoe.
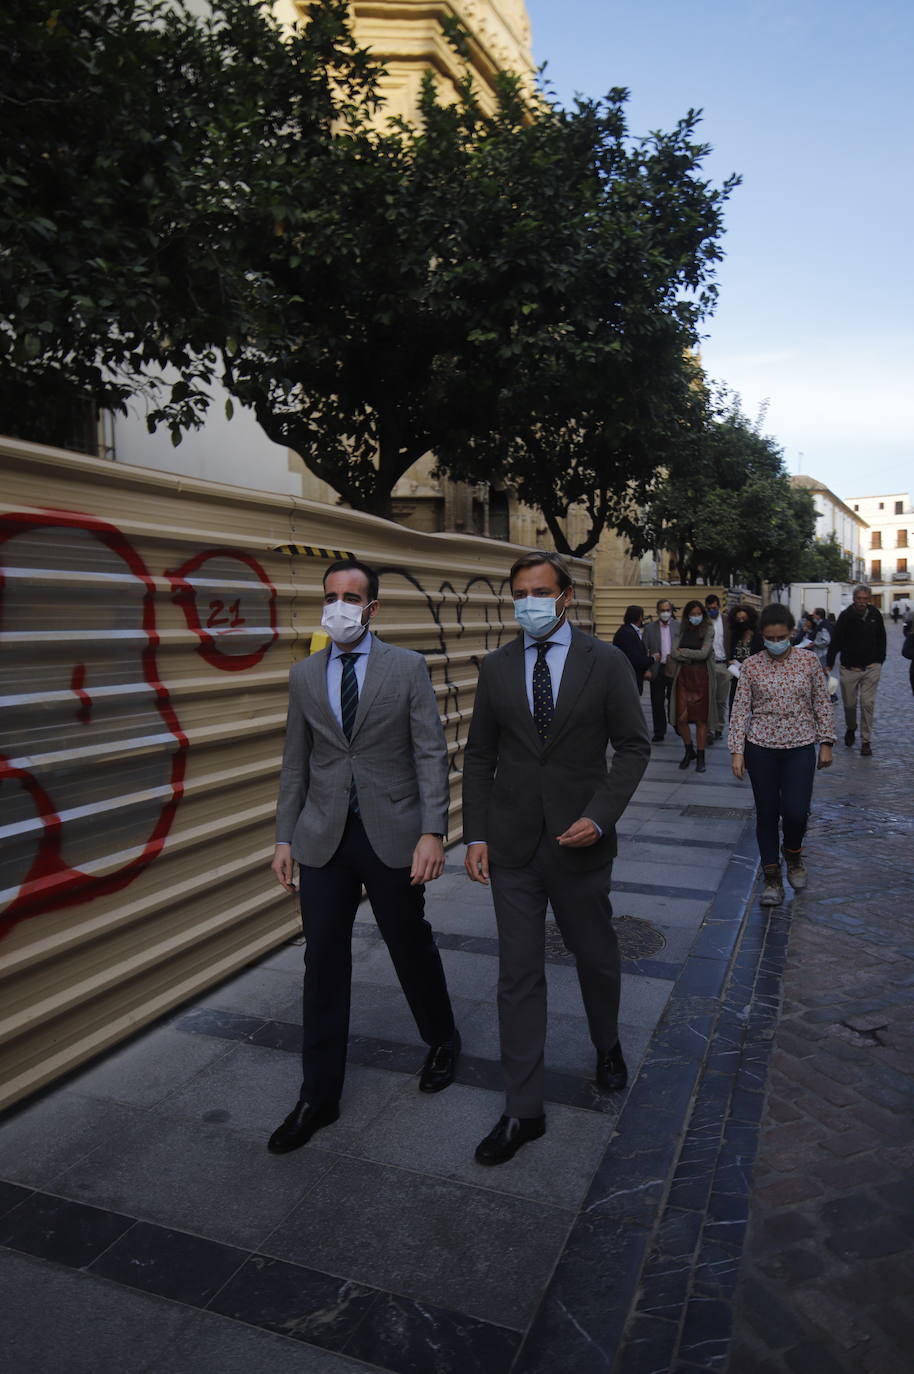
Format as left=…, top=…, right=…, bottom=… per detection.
left=651, top=733, right=665, bottom=742
left=267, top=1099, right=339, bottom=1154
left=678, top=744, right=696, bottom=769
left=474, top=1114, right=546, bottom=1166
left=695, top=750, right=706, bottom=773
left=861, top=742, right=872, bottom=757
left=419, top=1031, right=461, bottom=1093
left=844, top=728, right=855, bottom=746
left=596, top=1043, right=628, bottom=1092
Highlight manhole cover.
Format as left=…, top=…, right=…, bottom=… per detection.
left=681, top=805, right=750, bottom=819
left=545, top=916, right=666, bottom=963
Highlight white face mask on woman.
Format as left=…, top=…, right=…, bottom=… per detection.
left=688, top=614, right=703, bottom=626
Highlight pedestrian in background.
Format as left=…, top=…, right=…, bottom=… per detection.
left=726, top=603, right=762, bottom=716
left=668, top=598, right=717, bottom=773
left=825, top=584, right=886, bottom=757
left=613, top=604, right=656, bottom=694
left=643, top=597, right=678, bottom=741
left=704, top=593, right=730, bottom=740
left=729, top=604, right=835, bottom=906
left=902, top=630, right=914, bottom=697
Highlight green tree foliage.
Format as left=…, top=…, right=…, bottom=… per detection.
left=0, top=0, right=377, bottom=448
left=1, top=1, right=736, bottom=524
left=794, top=533, right=853, bottom=583
left=621, top=390, right=819, bottom=590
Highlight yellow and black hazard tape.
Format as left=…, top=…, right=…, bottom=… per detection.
left=273, top=544, right=356, bottom=560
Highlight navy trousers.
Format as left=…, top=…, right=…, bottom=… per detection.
left=744, top=741, right=817, bottom=866
left=297, top=814, right=455, bottom=1104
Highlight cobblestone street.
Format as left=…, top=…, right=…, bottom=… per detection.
left=730, top=624, right=914, bottom=1373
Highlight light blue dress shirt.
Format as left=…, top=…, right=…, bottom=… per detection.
left=523, top=616, right=572, bottom=709
left=326, top=631, right=373, bottom=727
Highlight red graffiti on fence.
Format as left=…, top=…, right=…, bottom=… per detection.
left=0, top=509, right=276, bottom=938
left=167, top=548, right=278, bottom=671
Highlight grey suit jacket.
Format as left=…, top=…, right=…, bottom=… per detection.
left=643, top=617, right=680, bottom=680
left=275, top=636, right=449, bottom=868
left=462, top=627, right=650, bottom=872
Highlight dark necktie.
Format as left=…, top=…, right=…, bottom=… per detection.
left=532, top=641, right=555, bottom=742
left=340, top=653, right=360, bottom=813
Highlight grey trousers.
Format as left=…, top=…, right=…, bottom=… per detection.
left=713, top=662, right=731, bottom=731
left=840, top=663, right=882, bottom=743
left=490, top=832, right=620, bottom=1117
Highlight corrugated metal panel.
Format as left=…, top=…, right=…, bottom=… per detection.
left=594, top=585, right=745, bottom=642
left=0, top=435, right=592, bottom=1109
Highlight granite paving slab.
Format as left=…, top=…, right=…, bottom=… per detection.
left=260, top=1154, right=573, bottom=1329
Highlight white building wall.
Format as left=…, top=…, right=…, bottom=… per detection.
left=844, top=492, right=912, bottom=605
left=111, top=387, right=304, bottom=497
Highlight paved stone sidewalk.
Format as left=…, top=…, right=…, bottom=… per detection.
left=729, top=625, right=914, bottom=1374
left=2, top=635, right=909, bottom=1374
left=0, top=692, right=761, bottom=1373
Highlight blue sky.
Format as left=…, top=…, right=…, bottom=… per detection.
left=525, top=0, right=913, bottom=501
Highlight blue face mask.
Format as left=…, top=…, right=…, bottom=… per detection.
left=764, top=638, right=790, bottom=656
left=515, top=594, right=564, bottom=637
left=688, top=614, right=703, bottom=626
left=708, top=607, right=719, bottom=618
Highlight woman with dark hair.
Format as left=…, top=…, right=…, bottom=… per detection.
left=728, top=603, right=835, bottom=906
left=726, top=604, right=762, bottom=716
left=667, top=598, right=717, bottom=773
left=612, top=605, right=655, bottom=694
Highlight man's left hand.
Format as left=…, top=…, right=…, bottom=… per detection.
left=557, top=819, right=599, bottom=848
left=410, top=833, right=445, bottom=885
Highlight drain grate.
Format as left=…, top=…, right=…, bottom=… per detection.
left=681, top=805, right=750, bottom=820
left=545, top=915, right=666, bottom=963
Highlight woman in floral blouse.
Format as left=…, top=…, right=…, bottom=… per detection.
left=728, top=603, right=835, bottom=906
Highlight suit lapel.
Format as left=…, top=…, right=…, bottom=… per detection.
left=502, top=635, right=542, bottom=753
left=544, top=628, right=596, bottom=753
left=309, top=646, right=348, bottom=741
left=350, top=635, right=389, bottom=740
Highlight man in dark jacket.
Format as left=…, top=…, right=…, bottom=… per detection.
left=463, top=552, right=649, bottom=1164
left=612, top=605, right=656, bottom=694
left=826, top=585, right=886, bottom=756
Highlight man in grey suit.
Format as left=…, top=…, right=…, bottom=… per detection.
left=269, top=559, right=459, bottom=1153
left=643, top=597, right=679, bottom=741
left=463, top=552, right=650, bottom=1164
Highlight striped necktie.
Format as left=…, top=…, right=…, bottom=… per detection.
left=532, top=641, right=555, bottom=741
left=340, top=653, right=360, bottom=814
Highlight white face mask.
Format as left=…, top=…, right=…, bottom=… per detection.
left=321, top=599, right=371, bottom=645
left=659, top=610, right=672, bottom=622
left=688, top=614, right=703, bottom=626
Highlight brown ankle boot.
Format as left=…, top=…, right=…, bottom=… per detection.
left=783, top=847, right=807, bottom=891
left=760, top=863, right=784, bottom=906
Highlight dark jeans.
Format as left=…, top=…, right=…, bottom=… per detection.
left=744, top=741, right=817, bottom=867
left=297, top=814, right=455, bottom=1104
left=649, top=671, right=673, bottom=735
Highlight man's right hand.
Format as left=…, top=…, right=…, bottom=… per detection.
left=464, top=842, right=490, bottom=885
left=271, top=843, right=296, bottom=893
